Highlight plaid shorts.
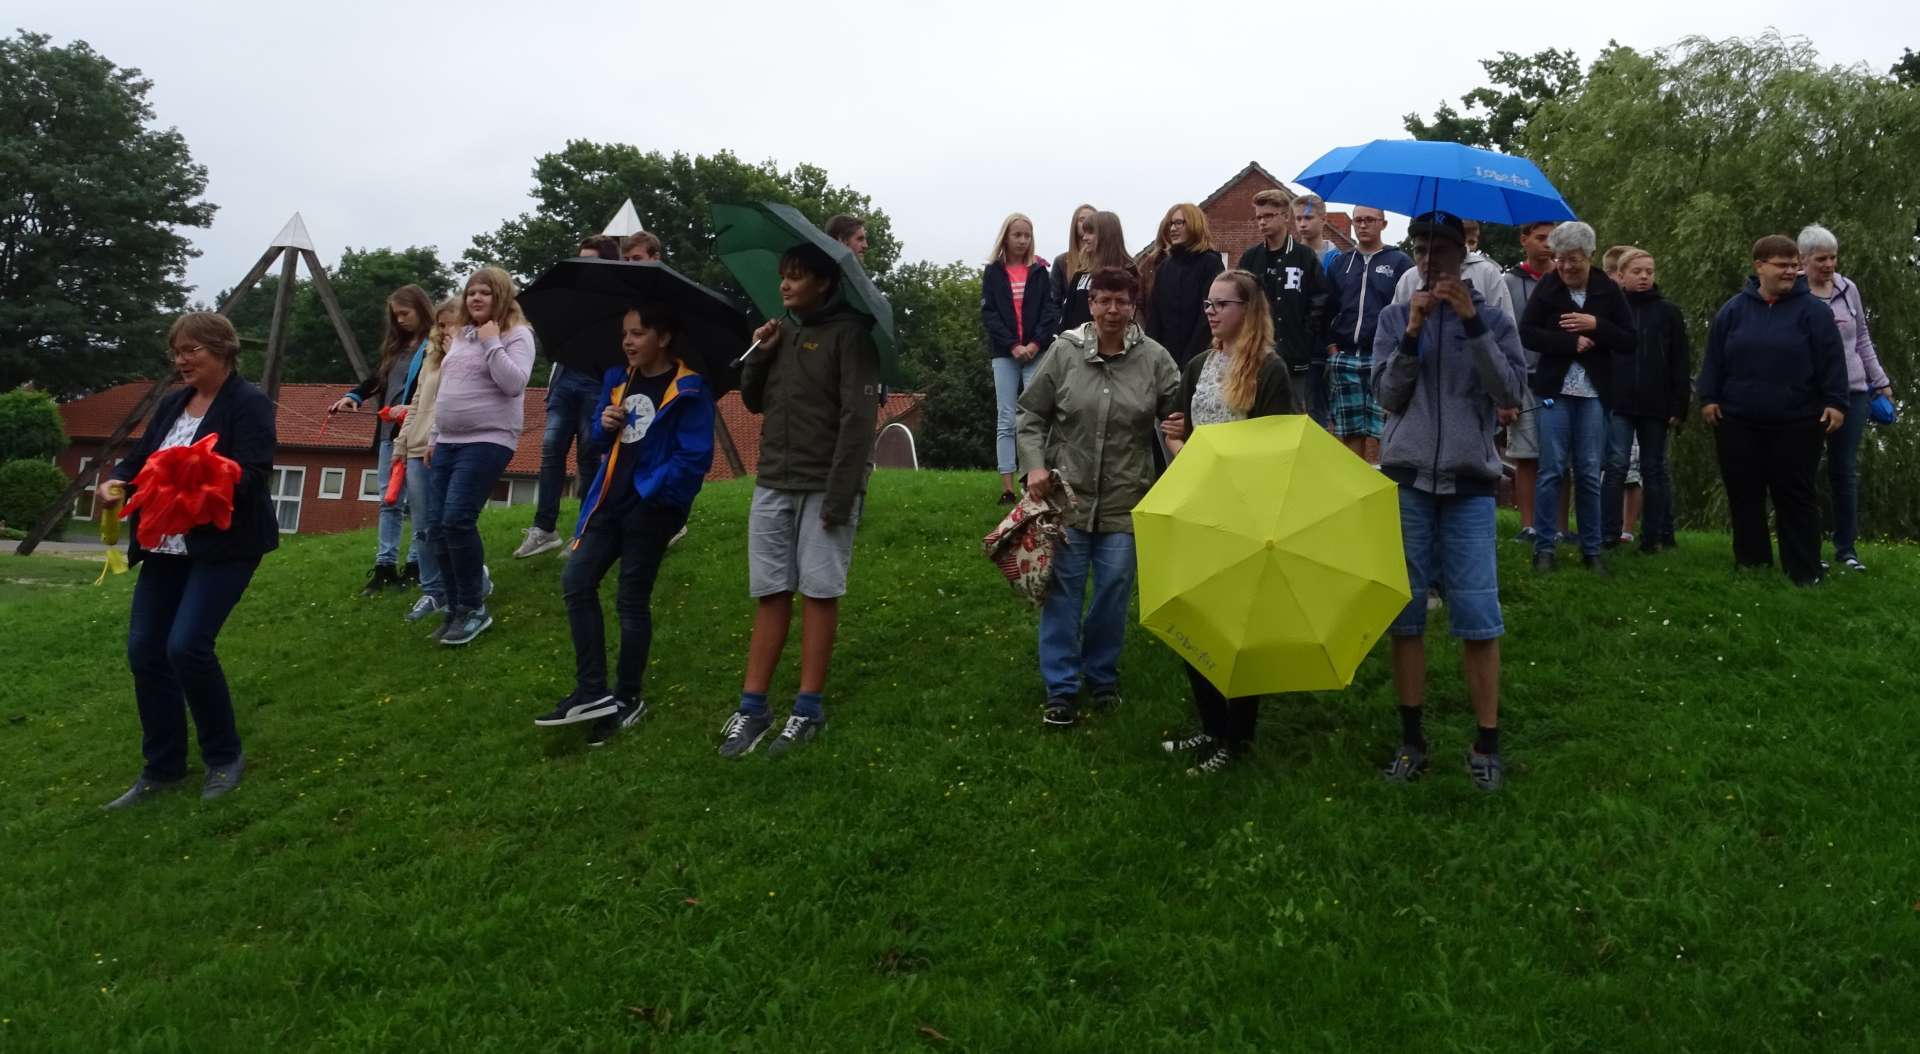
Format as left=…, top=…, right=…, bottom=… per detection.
left=1326, top=353, right=1382, bottom=439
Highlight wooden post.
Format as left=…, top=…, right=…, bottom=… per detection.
left=300, top=249, right=370, bottom=379
left=259, top=249, right=298, bottom=403
left=12, top=375, right=173, bottom=556
left=713, top=413, right=746, bottom=477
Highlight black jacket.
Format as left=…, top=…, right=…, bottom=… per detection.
left=1057, top=263, right=1139, bottom=333
left=1614, top=286, right=1693, bottom=421
left=981, top=259, right=1062, bottom=359
left=1145, top=247, right=1226, bottom=369
left=1236, top=238, right=1331, bottom=372
left=1520, top=269, right=1635, bottom=405
left=113, top=370, right=280, bottom=565
left=1696, top=276, right=1847, bottom=425
left=1177, top=349, right=1296, bottom=436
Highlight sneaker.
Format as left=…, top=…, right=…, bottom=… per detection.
left=586, top=698, right=648, bottom=747
left=201, top=756, right=245, bottom=800
left=405, top=594, right=442, bottom=623
left=1466, top=749, right=1505, bottom=792
left=1160, top=729, right=1215, bottom=754
left=1583, top=554, right=1610, bottom=577
left=1618, top=532, right=1635, bottom=546
left=429, top=609, right=458, bottom=642
left=1533, top=550, right=1556, bottom=573
left=513, top=527, right=562, bottom=559
left=1840, top=553, right=1868, bottom=573
left=438, top=606, right=494, bottom=646
left=482, top=564, right=494, bottom=599
left=765, top=713, right=824, bottom=758
left=998, top=489, right=1018, bottom=506
left=533, top=691, right=620, bottom=727
left=359, top=564, right=400, bottom=597
left=1186, top=743, right=1239, bottom=776
left=1042, top=697, right=1077, bottom=729
left=1088, top=687, right=1123, bottom=711
left=101, top=775, right=185, bottom=811
left=718, top=709, right=773, bottom=758
left=1514, top=526, right=1538, bottom=544
left=667, top=525, right=689, bottom=548
left=1382, top=742, right=1429, bottom=783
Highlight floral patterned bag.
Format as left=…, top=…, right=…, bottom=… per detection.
left=981, top=475, right=1077, bottom=606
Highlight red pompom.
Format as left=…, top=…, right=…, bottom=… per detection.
left=122, top=433, right=243, bottom=549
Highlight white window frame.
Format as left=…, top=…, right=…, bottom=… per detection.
left=317, top=467, right=346, bottom=500
left=271, top=465, right=306, bottom=533
left=358, top=468, right=381, bottom=502
left=74, top=457, right=98, bottom=520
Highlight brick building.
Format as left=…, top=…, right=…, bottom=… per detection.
left=1195, top=161, right=1354, bottom=265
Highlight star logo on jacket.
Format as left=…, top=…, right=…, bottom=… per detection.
left=620, top=393, right=658, bottom=445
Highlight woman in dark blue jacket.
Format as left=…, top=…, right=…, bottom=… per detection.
left=536, top=303, right=714, bottom=745
left=1697, top=236, right=1848, bottom=586
left=982, top=213, right=1060, bottom=503
left=99, top=313, right=278, bottom=809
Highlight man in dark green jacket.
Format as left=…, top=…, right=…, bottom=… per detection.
left=1237, top=189, right=1332, bottom=421
left=721, top=244, right=881, bottom=760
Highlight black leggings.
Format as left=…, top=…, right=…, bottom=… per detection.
left=1185, top=662, right=1260, bottom=746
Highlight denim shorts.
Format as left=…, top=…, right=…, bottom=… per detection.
left=1389, top=487, right=1503, bottom=640
left=747, top=486, right=861, bottom=599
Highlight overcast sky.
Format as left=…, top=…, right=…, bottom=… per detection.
left=23, top=0, right=1918, bottom=297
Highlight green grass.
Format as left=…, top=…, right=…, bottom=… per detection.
left=3, top=472, right=1917, bottom=1052
left=0, top=551, right=106, bottom=606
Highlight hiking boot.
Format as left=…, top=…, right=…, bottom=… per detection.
left=587, top=698, right=647, bottom=747
left=1160, top=729, right=1215, bottom=754
left=1186, top=743, right=1240, bottom=776
left=765, top=713, right=824, bottom=758
left=439, top=606, right=494, bottom=646
left=533, top=692, right=620, bottom=727
left=401, top=562, right=421, bottom=587
left=513, top=527, right=562, bottom=559
left=718, top=709, right=773, bottom=758
left=1583, top=554, right=1609, bottom=577
left=1042, top=697, right=1078, bottom=729
left=359, top=564, right=400, bottom=597
left=202, top=756, right=245, bottom=800
left=102, top=775, right=185, bottom=811
left=1382, top=742, right=1429, bottom=783
left=1533, top=550, right=1556, bottom=573
left=1466, top=749, right=1505, bottom=792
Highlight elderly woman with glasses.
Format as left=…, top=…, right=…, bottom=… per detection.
left=1798, top=224, right=1894, bottom=573
left=1519, top=220, right=1636, bottom=574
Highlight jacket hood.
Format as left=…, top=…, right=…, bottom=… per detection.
left=1741, top=274, right=1810, bottom=303
left=1058, top=321, right=1149, bottom=354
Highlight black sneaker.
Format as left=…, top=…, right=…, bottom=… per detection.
left=429, top=609, right=459, bottom=642
left=1088, top=688, right=1123, bottom=711
left=1042, top=697, right=1077, bottom=729
left=1840, top=553, right=1868, bottom=574
left=201, top=755, right=245, bottom=800
left=718, top=709, right=773, bottom=758
left=1466, top=749, right=1505, bottom=792
left=401, top=562, right=421, bottom=587
left=765, top=713, right=824, bottom=758
left=1383, top=742, right=1429, bottom=783
left=586, top=698, right=647, bottom=747
left=359, top=564, right=400, bottom=597
left=533, top=692, right=620, bottom=727
left=998, top=489, right=1018, bottom=506
left=1533, top=550, right=1556, bottom=573
left=1583, top=554, right=1609, bottom=577
left=101, top=775, right=185, bottom=811
left=438, top=606, right=493, bottom=646
left=1160, top=729, right=1215, bottom=754
left=1185, top=743, right=1242, bottom=776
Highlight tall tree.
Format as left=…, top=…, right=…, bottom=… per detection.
left=881, top=261, right=990, bottom=468
left=1404, top=48, right=1584, bottom=153
left=0, top=31, right=214, bottom=397
left=1893, top=47, right=1919, bottom=86
left=221, top=246, right=453, bottom=384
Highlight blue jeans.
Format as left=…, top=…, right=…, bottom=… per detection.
left=1603, top=415, right=1672, bottom=545
left=1825, top=390, right=1871, bottom=558
left=991, top=354, right=1041, bottom=476
left=405, top=456, right=445, bottom=603
left=536, top=370, right=602, bottom=533
left=127, top=554, right=258, bottom=781
left=1389, top=489, right=1503, bottom=639
left=430, top=441, right=514, bottom=612
left=374, top=437, right=412, bottom=567
left=1534, top=395, right=1605, bottom=555
left=1038, top=528, right=1136, bottom=700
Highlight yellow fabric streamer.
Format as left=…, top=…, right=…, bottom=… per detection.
left=96, top=505, right=129, bottom=584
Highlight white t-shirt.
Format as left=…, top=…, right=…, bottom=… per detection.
left=150, top=411, right=203, bottom=555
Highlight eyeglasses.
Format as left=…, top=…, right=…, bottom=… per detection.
left=171, top=345, right=211, bottom=362
left=1201, top=299, right=1246, bottom=313
left=1352, top=216, right=1386, bottom=225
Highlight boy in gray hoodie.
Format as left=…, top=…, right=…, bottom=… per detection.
left=1370, top=212, right=1528, bottom=792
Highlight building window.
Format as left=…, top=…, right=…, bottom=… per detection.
left=318, top=467, right=346, bottom=500
left=358, top=468, right=381, bottom=502
left=271, top=466, right=306, bottom=533
left=73, top=457, right=97, bottom=520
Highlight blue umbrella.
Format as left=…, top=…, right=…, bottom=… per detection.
left=1295, top=139, right=1575, bottom=224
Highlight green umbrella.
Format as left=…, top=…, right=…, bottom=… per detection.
left=710, top=200, right=901, bottom=385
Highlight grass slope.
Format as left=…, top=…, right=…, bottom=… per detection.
left=3, top=472, right=1917, bottom=1053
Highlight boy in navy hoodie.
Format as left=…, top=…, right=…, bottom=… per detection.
left=534, top=304, right=715, bottom=745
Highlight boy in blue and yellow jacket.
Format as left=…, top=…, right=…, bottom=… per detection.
left=532, top=304, right=714, bottom=745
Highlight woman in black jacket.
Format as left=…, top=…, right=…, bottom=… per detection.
left=97, top=313, right=279, bottom=810
left=983, top=213, right=1062, bottom=503
left=1142, top=203, right=1227, bottom=369
left=1059, top=211, right=1135, bottom=331
left=1050, top=203, right=1096, bottom=316
left=1519, top=221, right=1635, bottom=572
left=1601, top=249, right=1690, bottom=552
left=1156, top=269, right=1294, bottom=775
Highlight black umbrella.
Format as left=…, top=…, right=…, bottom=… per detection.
left=519, top=259, right=753, bottom=394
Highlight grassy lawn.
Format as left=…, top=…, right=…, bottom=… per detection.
left=0, top=551, right=108, bottom=607
left=3, top=471, right=1916, bottom=1052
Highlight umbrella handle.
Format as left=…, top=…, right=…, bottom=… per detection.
left=729, top=339, right=763, bottom=370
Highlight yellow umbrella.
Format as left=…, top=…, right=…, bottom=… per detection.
left=1132, top=416, right=1410, bottom=696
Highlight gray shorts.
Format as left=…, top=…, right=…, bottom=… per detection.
left=1506, top=386, right=1541, bottom=460
left=748, top=486, right=861, bottom=599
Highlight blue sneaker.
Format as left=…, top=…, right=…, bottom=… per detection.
left=439, top=606, right=493, bottom=646
left=1382, top=742, right=1429, bottom=783
left=718, top=709, right=773, bottom=758
left=764, top=713, right=824, bottom=758
left=1466, top=749, right=1505, bottom=792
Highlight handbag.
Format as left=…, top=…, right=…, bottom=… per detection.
left=982, top=474, right=1077, bottom=606
left=1869, top=393, right=1897, bottom=426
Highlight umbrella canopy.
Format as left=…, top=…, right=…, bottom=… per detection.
left=1295, top=139, right=1575, bottom=225
left=1133, top=416, right=1410, bottom=696
left=519, top=259, right=752, bottom=393
left=710, top=200, right=902, bottom=385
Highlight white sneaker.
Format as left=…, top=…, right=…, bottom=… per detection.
left=404, top=594, right=440, bottom=622
left=512, top=527, right=562, bottom=559
left=668, top=525, right=690, bottom=548
left=482, top=564, right=494, bottom=599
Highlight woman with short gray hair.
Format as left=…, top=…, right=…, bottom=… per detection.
left=1798, top=224, right=1893, bottom=573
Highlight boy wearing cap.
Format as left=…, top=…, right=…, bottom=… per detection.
left=1371, top=211, right=1529, bottom=792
